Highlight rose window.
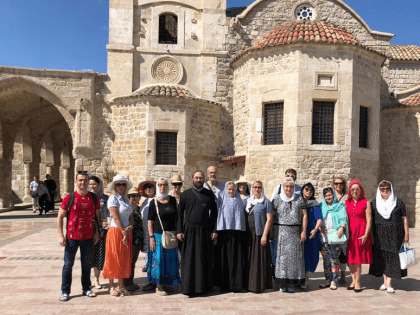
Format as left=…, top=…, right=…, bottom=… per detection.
left=296, top=5, right=315, bottom=20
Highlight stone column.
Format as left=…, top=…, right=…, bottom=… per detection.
left=46, top=165, right=52, bottom=176
left=22, top=162, right=32, bottom=202
left=61, top=167, right=70, bottom=198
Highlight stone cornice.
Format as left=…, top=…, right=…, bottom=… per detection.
left=0, top=65, right=104, bottom=77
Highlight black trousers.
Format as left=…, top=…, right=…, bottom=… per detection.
left=39, top=194, right=48, bottom=214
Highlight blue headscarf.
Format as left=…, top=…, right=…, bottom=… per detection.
left=320, top=187, right=347, bottom=231
left=216, top=181, right=246, bottom=231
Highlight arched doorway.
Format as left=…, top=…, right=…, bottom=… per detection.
left=0, top=79, right=74, bottom=208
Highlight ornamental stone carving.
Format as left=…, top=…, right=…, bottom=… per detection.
left=151, top=56, right=184, bottom=84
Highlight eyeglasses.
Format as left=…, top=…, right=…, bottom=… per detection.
left=253, top=186, right=262, bottom=189
left=115, top=183, right=126, bottom=187
left=158, top=184, right=168, bottom=187
left=334, top=182, right=344, bottom=186
left=144, top=184, right=154, bottom=189
left=380, top=187, right=390, bottom=192
left=129, top=194, right=140, bottom=198
left=77, top=170, right=88, bottom=174
left=172, top=183, right=183, bottom=187
left=350, top=188, right=360, bottom=192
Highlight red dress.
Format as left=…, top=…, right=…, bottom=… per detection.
left=345, top=187, right=372, bottom=264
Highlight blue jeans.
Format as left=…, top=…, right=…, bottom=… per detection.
left=61, top=238, right=93, bottom=294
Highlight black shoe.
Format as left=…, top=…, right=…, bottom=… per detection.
left=142, top=266, right=147, bottom=272
left=354, top=288, right=363, bottom=293
left=347, top=286, right=355, bottom=290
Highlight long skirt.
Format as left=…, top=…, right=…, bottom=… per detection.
left=147, top=233, right=180, bottom=285
left=304, top=230, right=320, bottom=273
left=102, top=227, right=132, bottom=279
left=369, top=245, right=407, bottom=279
left=274, top=225, right=305, bottom=286
left=89, top=229, right=107, bottom=270
left=213, top=230, right=246, bottom=291
left=246, top=212, right=272, bottom=293
left=180, top=224, right=213, bottom=295
left=320, top=242, right=342, bottom=282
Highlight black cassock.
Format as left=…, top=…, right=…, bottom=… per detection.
left=177, top=187, right=217, bottom=295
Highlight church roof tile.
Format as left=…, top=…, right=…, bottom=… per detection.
left=400, top=93, right=420, bottom=107
left=389, top=45, right=420, bottom=61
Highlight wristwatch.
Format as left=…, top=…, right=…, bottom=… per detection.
left=149, top=235, right=155, bottom=238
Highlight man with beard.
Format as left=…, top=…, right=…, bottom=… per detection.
left=177, top=171, right=218, bottom=296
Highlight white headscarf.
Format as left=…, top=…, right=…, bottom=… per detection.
left=246, top=182, right=266, bottom=214
left=280, top=178, right=298, bottom=203
left=376, top=180, right=397, bottom=220
left=155, top=178, right=169, bottom=199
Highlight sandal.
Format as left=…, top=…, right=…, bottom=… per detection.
left=143, top=283, right=157, bottom=291
left=319, top=281, right=331, bottom=289
left=119, top=287, right=131, bottom=296
left=156, top=285, right=167, bottom=296
left=164, top=285, right=174, bottom=294
left=110, top=287, right=119, bottom=297
left=330, top=281, right=337, bottom=290
left=83, top=290, right=97, bottom=298
left=59, top=293, right=69, bottom=302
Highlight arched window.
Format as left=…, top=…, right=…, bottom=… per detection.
left=159, top=14, right=178, bottom=44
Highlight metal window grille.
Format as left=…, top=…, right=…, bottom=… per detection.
left=159, top=14, right=178, bottom=44
left=156, top=132, right=177, bottom=165
left=264, top=102, right=284, bottom=145
left=312, top=101, right=334, bottom=144
left=359, top=106, right=369, bottom=148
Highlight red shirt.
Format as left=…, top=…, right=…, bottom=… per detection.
left=61, top=191, right=100, bottom=240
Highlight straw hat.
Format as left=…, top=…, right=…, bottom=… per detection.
left=107, top=174, right=133, bottom=193
left=171, top=174, right=183, bottom=184
left=138, top=177, right=156, bottom=197
left=235, top=175, right=249, bottom=185
left=127, top=187, right=140, bottom=196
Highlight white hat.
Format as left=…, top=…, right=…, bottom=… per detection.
left=107, top=174, right=133, bottom=193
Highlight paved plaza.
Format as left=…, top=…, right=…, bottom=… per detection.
left=0, top=205, right=419, bottom=315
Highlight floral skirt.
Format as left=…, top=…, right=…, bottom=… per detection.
left=147, top=233, right=180, bottom=286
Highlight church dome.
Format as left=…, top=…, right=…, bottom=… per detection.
left=251, top=20, right=360, bottom=51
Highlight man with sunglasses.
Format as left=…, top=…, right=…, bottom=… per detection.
left=270, top=168, right=302, bottom=202
left=57, top=170, right=101, bottom=301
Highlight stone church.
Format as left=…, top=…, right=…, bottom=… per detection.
left=0, top=0, right=419, bottom=227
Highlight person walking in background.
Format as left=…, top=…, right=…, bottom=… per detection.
left=45, top=174, right=57, bottom=212
left=177, top=171, right=218, bottom=296
left=345, top=179, right=372, bottom=293
left=102, top=175, right=134, bottom=297
left=37, top=181, right=50, bottom=215
left=30, top=176, right=39, bottom=213
left=369, top=180, right=409, bottom=294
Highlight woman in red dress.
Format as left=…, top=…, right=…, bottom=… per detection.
left=345, top=179, right=372, bottom=292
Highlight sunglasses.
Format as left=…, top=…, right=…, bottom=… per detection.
left=380, top=187, right=390, bottom=192
left=144, top=184, right=154, bottom=189
left=129, top=194, right=140, bottom=198
left=115, top=183, right=126, bottom=187
left=334, top=182, right=344, bottom=186
left=172, top=183, right=183, bottom=187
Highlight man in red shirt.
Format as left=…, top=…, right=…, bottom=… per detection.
left=57, top=171, right=100, bottom=301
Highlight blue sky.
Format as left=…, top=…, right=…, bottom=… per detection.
left=0, top=0, right=418, bottom=73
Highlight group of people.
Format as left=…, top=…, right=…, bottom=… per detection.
left=56, top=166, right=410, bottom=301
left=30, top=174, right=57, bottom=215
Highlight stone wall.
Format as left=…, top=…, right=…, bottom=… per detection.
left=380, top=106, right=420, bottom=227
left=384, top=61, right=420, bottom=92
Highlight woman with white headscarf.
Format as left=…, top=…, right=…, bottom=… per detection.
left=213, top=181, right=246, bottom=292
left=147, top=178, right=180, bottom=296
left=273, top=177, right=307, bottom=293
left=369, top=180, right=409, bottom=294
left=245, top=181, right=273, bottom=293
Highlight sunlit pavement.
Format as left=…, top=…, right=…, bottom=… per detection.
left=0, top=206, right=419, bottom=315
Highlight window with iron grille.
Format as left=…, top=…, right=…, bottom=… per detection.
left=156, top=132, right=177, bottom=165
left=264, top=102, right=284, bottom=145
left=159, top=14, right=178, bottom=44
left=359, top=106, right=369, bottom=148
left=312, top=101, right=335, bottom=145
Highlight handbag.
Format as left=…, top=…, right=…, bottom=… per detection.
left=31, top=191, right=38, bottom=198
left=154, top=198, right=178, bottom=250
left=399, top=242, right=418, bottom=269
left=327, top=229, right=347, bottom=245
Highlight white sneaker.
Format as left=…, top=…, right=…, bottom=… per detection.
left=387, top=287, right=395, bottom=294
left=379, top=284, right=387, bottom=291
left=279, top=287, right=287, bottom=292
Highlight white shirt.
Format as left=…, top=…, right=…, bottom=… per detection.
left=107, top=194, right=133, bottom=228
left=30, top=181, right=39, bottom=191
left=204, top=181, right=225, bottom=199
left=271, top=184, right=301, bottom=202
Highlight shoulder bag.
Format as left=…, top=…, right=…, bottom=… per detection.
left=327, top=229, right=347, bottom=245
left=154, top=198, right=178, bottom=249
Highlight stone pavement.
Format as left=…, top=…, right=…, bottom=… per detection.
left=0, top=206, right=419, bottom=315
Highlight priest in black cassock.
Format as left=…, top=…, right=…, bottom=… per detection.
left=177, top=171, right=218, bottom=296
